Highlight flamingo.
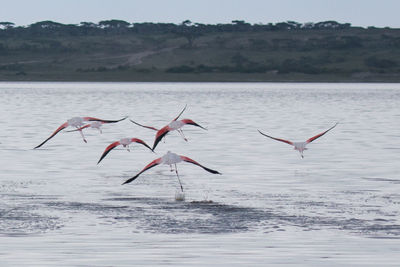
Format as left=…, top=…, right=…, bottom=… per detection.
left=97, top=138, right=153, bottom=164
left=122, top=151, right=221, bottom=192
left=258, top=123, right=338, bottom=158
left=66, top=121, right=106, bottom=134
left=34, top=116, right=126, bottom=149
left=130, top=105, right=206, bottom=150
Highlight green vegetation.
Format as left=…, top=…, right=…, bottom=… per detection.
left=1, top=20, right=400, bottom=82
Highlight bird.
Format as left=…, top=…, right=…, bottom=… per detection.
left=34, top=116, right=126, bottom=149
left=122, top=151, right=221, bottom=192
left=130, top=105, right=206, bottom=150
left=258, top=123, right=338, bottom=158
left=66, top=121, right=106, bottom=134
left=97, top=137, right=153, bottom=164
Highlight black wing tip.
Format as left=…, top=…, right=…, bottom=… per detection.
left=203, top=166, right=221, bottom=175
left=34, top=141, right=46, bottom=149
left=207, top=169, right=222, bottom=175
left=122, top=176, right=137, bottom=185
left=197, top=124, right=207, bottom=130
left=152, top=131, right=168, bottom=150
left=257, top=129, right=269, bottom=137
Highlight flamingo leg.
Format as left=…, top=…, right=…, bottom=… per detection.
left=178, top=129, right=188, bottom=141
left=99, top=128, right=102, bottom=134
left=175, top=163, right=184, bottom=192
left=169, top=164, right=174, bottom=172
left=77, top=127, right=87, bottom=143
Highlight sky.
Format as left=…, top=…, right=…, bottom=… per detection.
left=1, top=0, right=399, bottom=28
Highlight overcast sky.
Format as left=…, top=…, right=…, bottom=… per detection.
left=1, top=0, right=399, bottom=28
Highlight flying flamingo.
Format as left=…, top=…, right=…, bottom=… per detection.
left=258, top=123, right=338, bottom=158
left=66, top=121, right=106, bottom=134
left=97, top=137, right=153, bottom=164
left=34, top=116, right=126, bottom=149
left=130, top=105, right=207, bottom=150
left=122, top=151, right=221, bottom=192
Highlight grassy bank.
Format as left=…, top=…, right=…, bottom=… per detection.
left=1, top=20, right=400, bottom=82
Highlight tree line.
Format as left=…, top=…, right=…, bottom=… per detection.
left=0, top=20, right=355, bottom=37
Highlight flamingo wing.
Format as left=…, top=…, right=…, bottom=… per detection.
left=180, top=156, right=221, bottom=174
left=152, top=126, right=171, bottom=150
left=122, top=157, right=162, bottom=184
left=130, top=138, right=153, bottom=152
left=173, top=104, right=187, bottom=121
left=258, top=130, right=294, bottom=146
left=83, top=117, right=127, bottom=123
left=306, top=123, right=338, bottom=144
left=129, top=119, right=158, bottom=131
left=66, top=124, right=91, bottom=132
left=34, top=122, right=68, bottom=149
left=181, top=119, right=207, bottom=130
left=97, top=141, right=121, bottom=164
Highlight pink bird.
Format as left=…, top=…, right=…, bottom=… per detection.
left=66, top=121, right=106, bottom=134
left=97, top=137, right=153, bottom=164
left=130, top=105, right=206, bottom=151
left=34, top=116, right=126, bottom=148
left=258, top=123, right=338, bottom=158
left=122, top=151, right=221, bottom=192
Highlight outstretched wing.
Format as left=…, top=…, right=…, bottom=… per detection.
left=152, top=126, right=171, bottom=151
left=129, top=119, right=158, bottom=131
left=173, top=104, right=187, bottom=121
left=83, top=117, right=127, bottom=123
left=180, top=156, right=221, bottom=174
left=97, top=141, right=121, bottom=164
left=130, top=138, right=153, bottom=152
left=34, top=122, right=68, bottom=149
left=306, top=123, right=338, bottom=144
left=122, top=158, right=162, bottom=184
left=181, top=119, right=207, bottom=130
left=66, top=124, right=91, bottom=132
left=258, top=130, right=293, bottom=146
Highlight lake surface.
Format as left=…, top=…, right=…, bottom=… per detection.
left=0, top=82, right=399, bottom=266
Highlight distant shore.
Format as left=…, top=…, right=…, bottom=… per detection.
left=1, top=20, right=400, bottom=83
left=2, top=72, right=400, bottom=83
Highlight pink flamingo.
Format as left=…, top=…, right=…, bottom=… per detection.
left=66, top=121, right=106, bottom=134
left=97, top=138, right=153, bottom=164
left=130, top=105, right=206, bottom=150
left=258, top=123, right=338, bottom=158
left=34, top=116, right=126, bottom=148
left=122, top=151, right=221, bottom=192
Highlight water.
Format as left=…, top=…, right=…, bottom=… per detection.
left=0, top=82, right=399, bottom=266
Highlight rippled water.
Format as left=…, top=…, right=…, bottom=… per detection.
left=1, top=82, right=400, bottom=266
